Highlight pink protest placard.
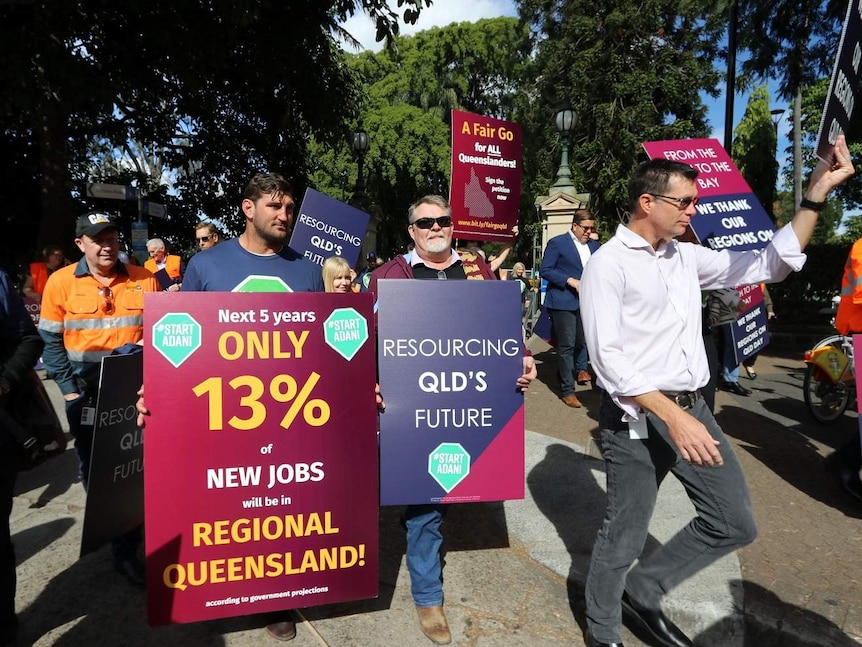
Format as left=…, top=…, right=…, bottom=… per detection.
left=642, top=138, right=751, bottom=197
left=143, top=292, right=378, bottom=625
left=450, top=109, right=522, bottom=242
left=643, top=138, right=776, bottom=363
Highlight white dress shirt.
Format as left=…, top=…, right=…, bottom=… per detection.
left=572, top=232, right=593, bottom=268
left=580, top=223, right=805, bottom=419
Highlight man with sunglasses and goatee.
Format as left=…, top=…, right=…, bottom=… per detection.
left=368, top=195, right=537, bottom=645
left=539, top=209, right=601, bottom=409
left=38, top=211, right=158, bottom=587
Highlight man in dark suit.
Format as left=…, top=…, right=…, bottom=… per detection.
left=539, top=210, right=601, bottom=408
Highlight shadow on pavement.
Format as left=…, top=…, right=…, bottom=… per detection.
left=715, top=403, right=862, bottom=519
left=696, top=580, right=861, bottom=647
left=526, top=442, right=665, bottom=639
left=14, top=449, right=78, bottom=508
left=302, top=501, right=511, bottom=622
left=15, top=546, right=238, bottom=646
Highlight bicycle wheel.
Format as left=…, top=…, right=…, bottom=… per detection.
left=803, top=358, right=851, bottom=424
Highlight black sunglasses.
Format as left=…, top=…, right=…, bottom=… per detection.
left=650, top=193, right=698, bottom=209
left=410, top=216, right=452, bottom=230
left=196, top=234, right=213, bottom=243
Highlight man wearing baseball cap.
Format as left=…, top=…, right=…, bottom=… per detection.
left=39, top=211, right=159, bottom=587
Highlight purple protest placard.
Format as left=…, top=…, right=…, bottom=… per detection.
left=642, top=138, right=775, bottom=252
left=144, top=292, right=378, bottom=625
left=289, top=188, right=370, bottom=268
left=450, top=109, right=522, bottom=243
left=376, top=280, right=525, bottom=505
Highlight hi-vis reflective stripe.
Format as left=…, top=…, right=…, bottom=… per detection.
left=39, top=319, right=63, bottom=333
left=68, top=349, right=114, bottom=363
left=841, top=257, right=862, bottom=295
left=63, top=315, right=144, bottom=330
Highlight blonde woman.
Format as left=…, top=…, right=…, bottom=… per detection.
left=322, top=256, right=353, bottom=293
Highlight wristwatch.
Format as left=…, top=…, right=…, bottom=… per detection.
left=799, top=197, right=827, bottom=212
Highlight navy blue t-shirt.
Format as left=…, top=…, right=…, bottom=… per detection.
left=183, top=239, right=324, bottom=293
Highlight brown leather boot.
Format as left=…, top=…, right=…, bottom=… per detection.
left=416, top=605, right=451, bottom=644
left=562, top=394, right=582, bottom=408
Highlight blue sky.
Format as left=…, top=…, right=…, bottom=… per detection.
left=338, top=0, right=793, bottom=176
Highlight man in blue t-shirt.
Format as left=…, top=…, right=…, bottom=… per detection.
left=183, top=174, right=323, bottom=294
left=145, top=173, right=321, bottom=642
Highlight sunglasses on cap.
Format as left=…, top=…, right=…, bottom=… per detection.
left=410, top=216, right=453, bottom=230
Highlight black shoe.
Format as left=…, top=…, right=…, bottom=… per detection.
left=744, top=366, right=757, bottom=380
left=719, top=379, right=751, bottom=396
left=824, top=452, right=862, bottom=503
left=114, top=557, right=146, bottom=588
left=621, top=591, right=692, bottom=647
left=586, top=630, right=624, bottom=647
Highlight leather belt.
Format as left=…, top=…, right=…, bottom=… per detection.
left=660, top=390, right=702, bottom=411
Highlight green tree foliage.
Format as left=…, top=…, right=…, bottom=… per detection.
left=0, top=0, right=429, bottom=275
left=731, top=86, right=780, bottom=219
left=308, top=17, right=533, bottom=259
left=737, top=0, right=845, bottom=100
left=517, top=0, right=725, bottom=223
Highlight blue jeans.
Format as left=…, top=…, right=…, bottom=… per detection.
left=719, top=326, right=740, bottom=383
left=549, top=308, right=587, bottom=396
left=404, top=504, right=448, bottom=607
left=585, top=394, right=757, bottom=644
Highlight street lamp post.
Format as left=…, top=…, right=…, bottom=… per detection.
left=551, top=103, right=577, bottom=195
left=351, top=122, right=370, bottom=203
left=770, top=108, right=785, bottom=136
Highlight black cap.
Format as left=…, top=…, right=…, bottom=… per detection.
left=76, top=212, right=117, bottom=238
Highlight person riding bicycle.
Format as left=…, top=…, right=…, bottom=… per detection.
left=827, top=237, right=862, bottom=503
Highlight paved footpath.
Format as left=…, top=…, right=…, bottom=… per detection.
left=525, top=342, right=862, bottom=647
left=8, top=345, right=862, bottom=646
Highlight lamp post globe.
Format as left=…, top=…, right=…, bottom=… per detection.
left=351, top=122, right=370, bottom=200
left=552, top=102, right=577, bottom=193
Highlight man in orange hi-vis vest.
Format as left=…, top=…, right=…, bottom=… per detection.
left=829, top=239, right=862, bottom=504
left=39, top=212, right=159, bottom=587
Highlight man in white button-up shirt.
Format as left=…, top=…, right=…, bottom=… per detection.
left=578, top=136, right=854, bottom=647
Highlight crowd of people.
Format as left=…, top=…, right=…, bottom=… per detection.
left=0, top=136, right=857, bottom=647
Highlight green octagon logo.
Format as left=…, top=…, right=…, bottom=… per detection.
left=323, top=308, right=369, bottom=361
left=233, top=275, right=292, bottom=292
left=428, top=443, right=471, bottom=493
left=152, top=313, right=202, bottom=368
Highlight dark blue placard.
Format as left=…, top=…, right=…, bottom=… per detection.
left=376, top=280, right=525, bottom=505
left=289, top=188, right=370, bottom=268
left=81, top=352, right=144, bottom=556
left=726, top=292, right=770, bottom=363
left=690, top=193, right=775, bottom=252
left=816, top=0, right=861, bottom=161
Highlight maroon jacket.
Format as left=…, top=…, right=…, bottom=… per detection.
left=367, top=249, right=495, bottom=293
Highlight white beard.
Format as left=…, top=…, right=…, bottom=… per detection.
left=424, top=236, right=450, bottom=254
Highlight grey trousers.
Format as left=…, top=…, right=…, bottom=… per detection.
left=585, top=394, right=758, bottom=643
